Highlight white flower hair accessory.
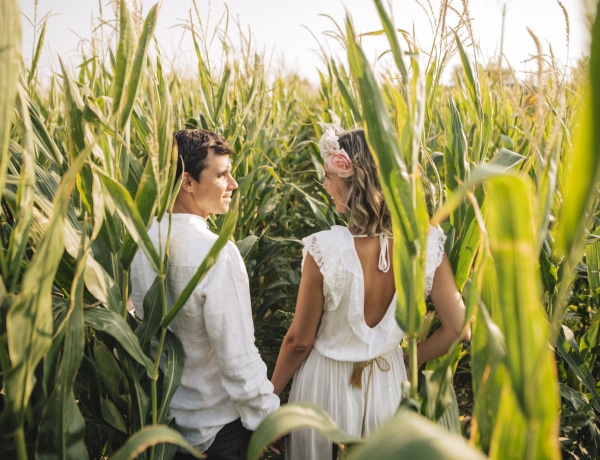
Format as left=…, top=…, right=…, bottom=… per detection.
left=318, top=127, right=354, bottom=178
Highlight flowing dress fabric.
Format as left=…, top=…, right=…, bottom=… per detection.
left=286, top=225, right=447, bottom=459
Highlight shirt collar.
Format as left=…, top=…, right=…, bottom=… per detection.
left=170, top=212, right=209, bottom=230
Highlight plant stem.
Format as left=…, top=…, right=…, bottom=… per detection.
left=409, top=336, right=418, bottom=400
left=14, top=427, right=27, bottom=460
left=121, top=268, right=129, bottom=319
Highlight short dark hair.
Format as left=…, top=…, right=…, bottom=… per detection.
left=173, top=129, right=233, bottom=184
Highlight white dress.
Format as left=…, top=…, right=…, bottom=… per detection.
left=285, top=225, right=447, bottom=459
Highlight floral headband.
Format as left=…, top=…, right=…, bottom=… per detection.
left=318, top=127, right=354, bottom=178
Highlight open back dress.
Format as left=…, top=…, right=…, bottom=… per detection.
left=285, top=224, right=446, bottom=459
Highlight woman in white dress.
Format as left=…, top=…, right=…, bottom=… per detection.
left=270, top=127, right=470, bottom=459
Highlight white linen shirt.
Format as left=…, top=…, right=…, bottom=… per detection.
left=129, top=213, right=280, bottom=451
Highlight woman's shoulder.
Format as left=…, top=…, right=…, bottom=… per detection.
left=302, top=225, right=351, bottom=246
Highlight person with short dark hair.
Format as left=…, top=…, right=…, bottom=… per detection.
left=130, top=129, right=280, bottom=460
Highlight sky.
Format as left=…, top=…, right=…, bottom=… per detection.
left=19, top=0, right=592, bottom=85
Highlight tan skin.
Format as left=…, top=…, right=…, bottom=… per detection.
left=172, top=149, right=238, bottom=217
left=269, top=167, right=470, bottom=453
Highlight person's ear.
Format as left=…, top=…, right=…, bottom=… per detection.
left=180, top=172, right=194, bottom=192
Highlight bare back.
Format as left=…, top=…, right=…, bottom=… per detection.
left=353, top=237, right=395, bottom=328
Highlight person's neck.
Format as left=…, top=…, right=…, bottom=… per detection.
left=172, top=196, right=206, bottom=218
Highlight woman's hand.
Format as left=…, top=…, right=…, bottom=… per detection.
left=268, top=435, right=286, bottom=456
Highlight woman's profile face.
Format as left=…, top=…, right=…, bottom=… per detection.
left=323, top=166, right=348, bottom=214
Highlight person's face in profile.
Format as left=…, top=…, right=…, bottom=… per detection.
left=184, top=149, right=238, bottom=217
left=323, top=166, right=348, bottom=214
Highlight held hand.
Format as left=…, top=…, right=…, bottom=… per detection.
left=403, top=353, right=410, bottom=376
left=268, top=435, right=286, bottom=456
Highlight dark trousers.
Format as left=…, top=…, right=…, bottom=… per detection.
left=174, top=418, right=252, bottom=460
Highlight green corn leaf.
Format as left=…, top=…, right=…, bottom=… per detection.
left=37, top=240, right=89, bottom=460
left=97, top=170, right=161, bottom=273
left=93, top=339, right=130, bottom=414
left=135, top=276, right=165, bottom=353
left=470, top=263, right=506, bottom=453
left=83, top=255, right=122, bottom=313
left=28, top=102, right=65, bottom=171
left=121, top=158, right=159, bottom=270
left=111, top=0, right=136, bottom=115
left=553, top=5, right=600, bottom=260
left=27, top=18, right=46, bottom=91
left=157, top=330, right=184, bottom=423
left=248, top=402, right=360, bottom=460
left=0, top=0, right=20, bottom=199
left=213, top=66, right=231, bottom=124
left=587, top=237, right=600, bottom=294
left=348, top=409, right=487, bottom=460
left=449, top=209, right=482, bottom=291
left=116, top=3, right=159, bottom=131
left=5, top=90, right=36, bottom=293
left=555, top=334, right=600, bottom=413
left=100, top=397, right=128, bottom=434
left=423, top=368, right=461, bottom=432
left=156, top=61, right=176, bottom=220
left=485, top=174, right=560, bottom=459
left=111, top=425, right=205, bottom=460
left=373, top=0, right=408, bottom=84
left=488, top=148, right=526, bottom=170
left=59, top=58, right=87, bottom=155
left=85, top=307, right=154, bottom=373
left=236, top=235, right=260, bottom=260
left=333, top=64, right=362, bottom=122
left=455, top=33, right=483, bottom=120
left=535, top=140, right=560, bottom=254
left=0, top=132, right=91, bottom=434
left=445, top=98, right=469, bottom=231
left=345, top=12, right=429, bottom=335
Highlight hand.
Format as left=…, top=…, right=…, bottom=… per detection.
left=268, top=436, right=286, bottom=456
left=403, top=353, right=410, bottom=376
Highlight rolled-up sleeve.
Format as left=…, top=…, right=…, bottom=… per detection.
left=202, top=242, right=280, bottom=430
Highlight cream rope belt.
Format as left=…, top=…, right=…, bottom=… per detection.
left=349, top=357, right=391, bottom=436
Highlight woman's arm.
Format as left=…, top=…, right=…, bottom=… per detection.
left=271, top=253, right=325, bottom=395
left=416, top=254, right=471, bottom=364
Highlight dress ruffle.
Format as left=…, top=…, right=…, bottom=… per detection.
left=424, top=225, right=447, bottom=296
left=303, top=226, right=352, bottom=312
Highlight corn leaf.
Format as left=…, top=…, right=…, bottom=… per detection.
left=84, top=307, right=154, bottom=373
left=97, top=170, right=161, bottom=272
left=247, top=402, right=360, bottom=460
left=0, top=132, right=91, bottom=434
left=37, top=240, right=88, bottom=460
left=345, top=11, right=429, bottom=335
left=485, top=174, right=560, bottom=459
left=0, top=0, right=20, bottom=199
left=553, top=5, right=600, bottom=259
left=348, top=409, right=486, bottom=460
left=116, top=3, right=159, bottom=131
left=111, top=425, right=205, bottom=460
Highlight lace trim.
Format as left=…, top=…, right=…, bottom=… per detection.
left=303, top=228, right=349, bottom=311
left=424, top=225, right=447, bottom=296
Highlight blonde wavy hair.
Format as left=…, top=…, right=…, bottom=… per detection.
left=337, top=129, right=392, bottom=236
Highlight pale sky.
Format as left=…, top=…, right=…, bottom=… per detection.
left=20, top=0, right=592, bottom=84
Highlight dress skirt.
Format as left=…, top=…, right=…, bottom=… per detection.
left=285, top=345, right=407, bottom=459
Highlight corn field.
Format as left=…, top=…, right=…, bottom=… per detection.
left=1, top=0, right=599, bottom=459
